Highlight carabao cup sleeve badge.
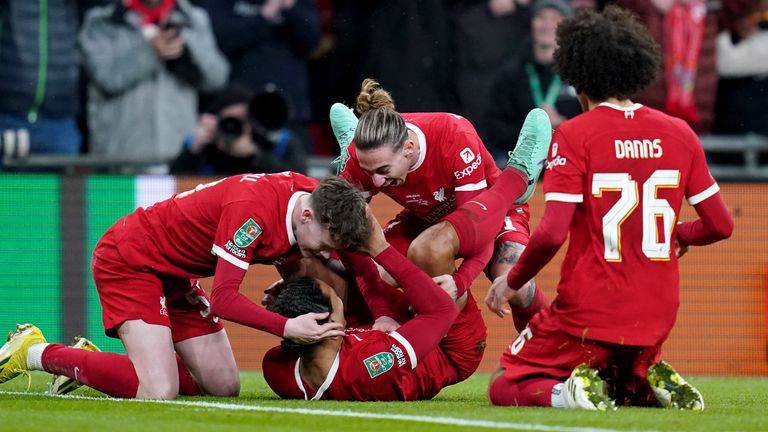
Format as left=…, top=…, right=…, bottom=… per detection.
left=234, top=218, right=263, bottom=247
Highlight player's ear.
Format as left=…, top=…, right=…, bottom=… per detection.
left=402, top=138, right=416, bottom=156
left=300, top=207, right=314, bottom=224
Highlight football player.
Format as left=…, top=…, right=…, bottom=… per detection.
left=0, top=174, right=368, bottom=399
left=486, top=6, right=733, bottom=410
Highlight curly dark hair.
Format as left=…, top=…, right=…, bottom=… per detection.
left=553, top=5, right=661, bottom=101
left=269, top=277, right=332, bottom=353
left=310, top=176, right=371, bottom=250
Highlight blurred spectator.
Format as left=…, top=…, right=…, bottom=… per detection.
left=483, top=0, right=581, bottom=156
left=449, top=0, right=532, bottom=131
left=714, top=0, right=768, bottom=136
left=330, top=0, right=454, bottom=113
left=0, top=0, right=83, bottom=158
left=614, top=0, right=759, bottom=134
left=79, top=0, right=229, bottom=162
left=170, top=84, right=307, bottom=175
left=203, top=0, right=320, bottom=153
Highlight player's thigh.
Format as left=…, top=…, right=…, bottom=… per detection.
left=407, top=222, right=458, bottom=276
left=175, top=329, right=240, bottom=397
left=499, top=308, right=614, bottom=382
left=164, top=279, right=236, bottom=395
left=118, top=319, right=179, bottom=399
left=439, top=293, right=487, bottom=381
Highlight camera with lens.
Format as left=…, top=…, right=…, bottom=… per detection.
left=247, top=85, right=292, bottom=150
left=216, top=117, right=245, bottom=150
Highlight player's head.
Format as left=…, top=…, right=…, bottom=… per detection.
left=553, top=5, right=660, bottom=107
left=300, top=176, right=371, bottom=256
left=270, top=277, right=334, bottom=353
left=353, top=79, right=416, bottom=188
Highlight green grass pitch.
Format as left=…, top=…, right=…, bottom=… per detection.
left=1, top=372, right=766, bottom=431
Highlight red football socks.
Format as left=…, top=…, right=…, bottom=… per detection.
left=488, top=374, right=559, bottom=407
left=42, top=344, right=202, bottom=398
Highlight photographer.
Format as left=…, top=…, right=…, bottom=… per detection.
left=170, top=84, right=307, bottom=175
left=79, top=0, right=229, bottom=162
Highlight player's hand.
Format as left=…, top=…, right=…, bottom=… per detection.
left=372, top=316, right=400, bottom=333
left=485, top=275, right=514, bottom=318
left=433, top=274, right=458, bottom=300
left=190, top=114, right=218, bottom=154
left=261, top=279, right=285, bottom=308
left=360, top=207, right=388, bottom=257
left=675, top=241, right=689, bottom=258
left=283, top=312, right=344, bottom=344
left=434, top=274, right=468, bottom=309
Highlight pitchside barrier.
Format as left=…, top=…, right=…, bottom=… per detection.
left=0, top=175, right=765, bottom=376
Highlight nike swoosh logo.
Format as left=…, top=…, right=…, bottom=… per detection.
left=74, top=366, right=80, bottom=381
left=467, top=201, right=487, bottom=211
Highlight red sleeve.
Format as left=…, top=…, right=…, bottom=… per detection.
left=506, top=201, right=576, bottom=290
left=451, top=131, right=489, bottom=194
left=262, top=346, right=303, bottom=399
left=209, top=258, right=288, bottom=336
left=212, top=203, right=270, bottom=271
left=451, top=243, right=494, bottom=298
left=336, top=250, right=394, bottom=320
left=374, top=246, right=459, bottom=362
left=676, top=192, right=734, bottom=246
left=684, top=127, right=719, bottom=205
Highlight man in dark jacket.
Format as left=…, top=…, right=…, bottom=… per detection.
left=0, top=0, right=85, bottom=157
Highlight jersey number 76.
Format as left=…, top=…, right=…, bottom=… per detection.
left=592, top=170, right=680, bottom=262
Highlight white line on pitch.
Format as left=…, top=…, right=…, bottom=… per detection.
left=0, top=391, right=652, bottom=432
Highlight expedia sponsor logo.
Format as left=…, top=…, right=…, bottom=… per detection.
left=389, top=344, right=406, bottom=367
left=225, top=240, right=247, bottom=258
left=454, top=154, right=482, bottom=179
left=460, top=147, right=475, bottom=164
left=546, top=155, right=567, bottom=170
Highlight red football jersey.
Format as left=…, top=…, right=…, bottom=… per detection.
left=262, top=328, right=457, bottom=401
left=112, top=172, right=314, bottom=279
left=543, top=103, right=719, bottom=345
left=340, top=112, right=527, bottom=224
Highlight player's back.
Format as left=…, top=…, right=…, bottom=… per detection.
left=112, top=172, right=314, bottom=278
left=545, top=103, right=719, bottom=346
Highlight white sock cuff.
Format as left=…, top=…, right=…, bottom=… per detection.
left=26, top=343, right=50, bottom=371
left=551, top=382, right=567, bottom=408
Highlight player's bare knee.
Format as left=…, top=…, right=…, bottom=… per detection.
left=138, top=381, right=179, bottom=400
left=204, top=374, right=241, bottom=397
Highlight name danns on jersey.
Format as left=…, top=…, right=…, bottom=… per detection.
left=614, top=138, right=663, bottom=160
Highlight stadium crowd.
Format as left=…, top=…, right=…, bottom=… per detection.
left=0, top=0, right=765, bottom=172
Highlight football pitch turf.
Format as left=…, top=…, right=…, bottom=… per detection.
left=1, top=372, right=766, bottom=431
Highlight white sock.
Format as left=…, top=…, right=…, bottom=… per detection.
left=26, top=343, right=50, bottom=371
left=551, top=383, right=567, bottom=408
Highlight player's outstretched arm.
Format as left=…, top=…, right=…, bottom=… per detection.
left=485, top=201, right=575, bottom=317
